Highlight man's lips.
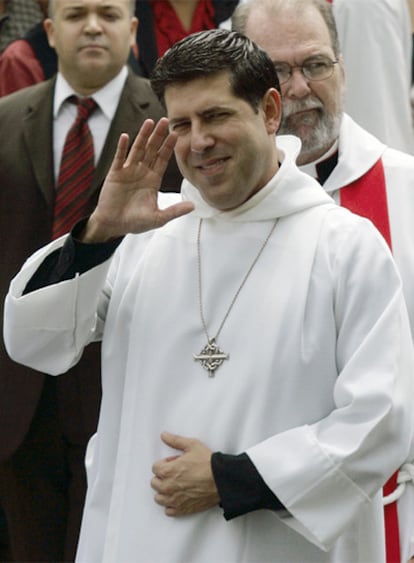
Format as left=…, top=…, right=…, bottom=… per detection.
left=79, top=44, right=107, bottom=51
left=287, top=106, right=320, bottom=118
left=285, top=107, right=321, bottom=127
left=194, top=157, right=230, bottom=175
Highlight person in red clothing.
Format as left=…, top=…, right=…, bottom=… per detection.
left=132, top=0, right=239, bottom=77
left=0, top=0, right=52, bottom=96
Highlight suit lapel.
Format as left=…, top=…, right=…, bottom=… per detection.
left=22, top=79, right=56, bottom=208
left=21, top=73, right=163, bottom=210
left=92, top=73, right=160, bottom=193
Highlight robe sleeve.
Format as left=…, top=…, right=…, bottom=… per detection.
left=246, top=213, right=414, bottom=550
left=3, top=229, right=120, bottom=376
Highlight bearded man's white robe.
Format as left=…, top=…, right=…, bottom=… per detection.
left=301, top=113, right=414, bottom=561
left=4, top=136, right=414, bottom=563
left=333, top=0, right=414, bottom=154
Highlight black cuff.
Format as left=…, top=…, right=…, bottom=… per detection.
left=24, top=218, right=123, bottom=294
left=211, top=452, right=285, bottom=520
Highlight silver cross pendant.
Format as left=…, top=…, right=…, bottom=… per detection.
left=193, top=338, right=229, bottom=377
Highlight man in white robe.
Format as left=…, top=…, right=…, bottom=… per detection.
left=233, top=1, right=414, bottom=559
left=332, top=0, right=414, bottom=154
left=3, top=29, right=414, bottom=563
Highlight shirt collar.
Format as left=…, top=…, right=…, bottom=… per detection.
left=299, top=140, right=339, bottom=181
left=181, top=135, right=333, bottom=221
left=53, top=65, right=128, bottom=119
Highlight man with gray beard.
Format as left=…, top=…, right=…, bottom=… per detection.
left=233, top=1, right=414, bottom=562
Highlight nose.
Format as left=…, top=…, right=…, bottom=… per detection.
left=283, top=68, right=312, bottom=99
left=84, top=13, right=103, bottom=35
left=190, top=123, right=215, bottom=154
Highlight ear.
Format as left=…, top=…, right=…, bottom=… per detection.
left=130, top=17, right=138, bottom=48
left=262, top=88, right=282, bottom=135
left=43, top=18, right=55, bottom=49
left=338, top=54, right=347, bottom=92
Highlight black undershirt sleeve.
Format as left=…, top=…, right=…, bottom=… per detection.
left=23, top=221, right=286, bottom=519
left=23, top=219, right=123, bottom=294
left=211, top=452, right=286, bottom=520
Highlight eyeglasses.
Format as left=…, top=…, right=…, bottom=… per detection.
left=273, top=57, right=339, bottom=85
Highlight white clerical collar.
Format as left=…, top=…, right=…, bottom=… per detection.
left=53, top=65, right=128, bottom=120
left=299, top=140, right=339, bottom=180
left=181, top=135, right=332, bottom=222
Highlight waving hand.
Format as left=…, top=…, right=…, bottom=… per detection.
left=82, top=118, right=194, bottom=243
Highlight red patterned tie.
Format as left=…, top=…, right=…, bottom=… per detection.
left=52, top=96, right=97, bottom=239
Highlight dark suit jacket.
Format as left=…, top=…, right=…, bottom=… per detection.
left=0, top=71, right=182, bottom=460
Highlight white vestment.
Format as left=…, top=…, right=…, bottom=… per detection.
left=300, top=113, right=414, bottom=561
left=333, top=0, right=414, bottom=154
left=4, top=136, right=414, bottom=563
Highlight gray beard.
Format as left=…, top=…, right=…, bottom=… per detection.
left=279, top=104, right=342, bottom=164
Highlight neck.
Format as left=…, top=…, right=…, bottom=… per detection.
left=169, top=0, right=199, bottom=31
left=297, top=140, right=337, bottom=166
left=60, top=67, right=122, bottom=97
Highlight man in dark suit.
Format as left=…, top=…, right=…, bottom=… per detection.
left=0, top=0, right=181, bottom=561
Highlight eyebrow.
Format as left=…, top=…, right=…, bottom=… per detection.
left=272, top=53, right=335, bottom=64
left=169, top=105, right=235, bottom=124
left=62, top=3, right=123, bottom=11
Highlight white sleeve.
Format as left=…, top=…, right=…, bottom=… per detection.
left=3, top=236, right=113, bottom=375
left=247, top=215, right=414, bottom=550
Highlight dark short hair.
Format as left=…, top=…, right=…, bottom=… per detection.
left=150, top=29, right=280, bottom=113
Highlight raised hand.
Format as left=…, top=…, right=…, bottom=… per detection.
left=82, top=118, right=194, bottom=242
left=151, top=432, right=220, bottom=517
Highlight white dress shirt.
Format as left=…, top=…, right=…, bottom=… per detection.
left=52, top=66, right=128, bottom=182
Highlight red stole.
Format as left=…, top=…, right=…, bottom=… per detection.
left=340, top=159, right=400, bottom=563
left=340, top=158, right=392, bottom=247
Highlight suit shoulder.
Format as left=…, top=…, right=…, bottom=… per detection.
left=126, top=72, right=153, bottom=90
left=123, top=72, right=165, bottom=119
left=124, top=72, right=161, bottom=104
left=0, top=79, right=53, bottom=113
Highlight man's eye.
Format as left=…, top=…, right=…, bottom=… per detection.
left=171, top=122, right=190, bottom=134
left=206, top=112, right=229, bottom=121
left=102, top=11, right=121, bottom=21
left=65, top=12, right=83, bottom=20
left=305, top=61, right=329, bottom=72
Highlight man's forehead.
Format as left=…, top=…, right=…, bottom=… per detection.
left=245, top=6, right=333, bottom=59
left=54, top=0, right=129, bottom=10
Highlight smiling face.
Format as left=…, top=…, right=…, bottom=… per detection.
left=244, top=3, right=345, bottom=164
left=44, top=0, right=137, bottom=95
left=165, top=72, right=281, bottom=211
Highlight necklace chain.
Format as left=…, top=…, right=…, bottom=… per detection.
left=196, top=218, right=278, bottom=344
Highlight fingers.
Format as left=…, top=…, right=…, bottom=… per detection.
left=124, top=119, right=155, bottom=166
left=151, top=475, right=177, bottom=512
left=155, top=202, right=195, bottom=229
left=110, top=133, right=130, bottom=171
left=125, top=118, right=176, bottom=172
left=160, top=431, right=194, bottom=452
left=150, top=475, right=188, bottom=517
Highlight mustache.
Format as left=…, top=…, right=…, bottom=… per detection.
left=282, top=98, right=323, bottom=118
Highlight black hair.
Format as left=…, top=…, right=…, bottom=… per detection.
left=150, top=29, right=280, bottom=113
